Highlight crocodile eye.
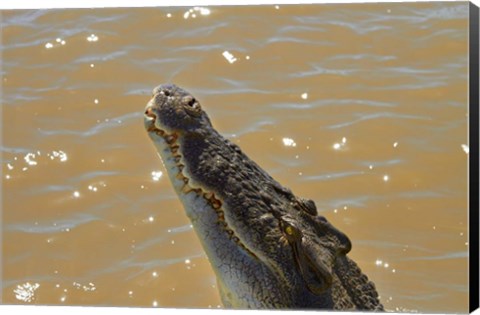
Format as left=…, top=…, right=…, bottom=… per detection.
left=281, top=218, right=302, bottom=243
left=285, top=226, right=295, bottom=236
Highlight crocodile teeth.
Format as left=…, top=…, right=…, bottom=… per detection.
left=176, top=172, right=185, bottom=180
left=166, top=134, right=177, bottom=145
left=182, top=185, right=193, bottom=194
left=204, top=192, right=213, bottom=199
left=174, top=155, right=181, bottom=163
left=212, top=200, right=221, bottom=209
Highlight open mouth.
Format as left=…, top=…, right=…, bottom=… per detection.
left=144, top=105, right=257, bottom=259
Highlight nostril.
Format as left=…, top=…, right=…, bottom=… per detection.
left=163, top=90, right=170, bottom=97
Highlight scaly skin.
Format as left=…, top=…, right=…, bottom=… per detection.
left=143, top=83, right=384, bottom=310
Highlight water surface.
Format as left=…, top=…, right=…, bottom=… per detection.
left=1, top=3, right=469, bottom=312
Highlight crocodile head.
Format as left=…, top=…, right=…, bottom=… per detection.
left=144, top=84, right=383, bottom=310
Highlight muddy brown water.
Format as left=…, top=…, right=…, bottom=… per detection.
left=1, top=2, right=469, bottom=312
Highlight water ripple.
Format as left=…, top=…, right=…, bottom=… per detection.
left=38, top=112, right=142, bottom=137
left=358, top=159, right=403, bottom=168
left=303, top=170, right=366, bottom=182
left=294, top=15, right=392, bottom=34
left=0, top=145, right=33, bottom=155
left=223, top=119, right=275, bottom=137
left=73, top=51, right=129, bottom=64
left=272, top=98, right=397, bottom=109
left=328, top=54, right=397, bottom=62
left=326, top=112, right=432, bottom=129
left=265, top=36, right=333, bottom=46
left=362, top=4, right=467, bottom=26
left=398, top=251, right=467, bottom=262
left=2, top=10, right=49, bottom=27
left=5, top=214, right=99, bottom=234
left=72, top=171, right=120, bottom=182
left=158, top=22, right=229, bottom=40
left=289, top=64, right=358, bottom=78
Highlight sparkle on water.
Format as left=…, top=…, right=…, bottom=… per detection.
left=14, top=282, right=40, bottom=302
left=461, top=144, right=469, bottom=154
left=282, top=137, right=297, bottom=147
left=87, top=34, right=99, bottom=42
left=301, top=92, right=308, bottom=100
left=24, top=153, right=38, bottom=166
left=333, top=137, right=347, bottom=150
left=183, top=7, right=211, bottom=19
left=73, top=282, right=96, bottom=292
left=151, top=171, right=163, bottom=181
left=46, top=38, right=66, bottom=49
left=88, top=185, right=98, bottom=192
left=222, top=50, right=237, bottom=64
left=49, top=150, right=68, bottom=162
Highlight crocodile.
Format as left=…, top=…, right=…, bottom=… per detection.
left=143, top=83, right=384, bottom=310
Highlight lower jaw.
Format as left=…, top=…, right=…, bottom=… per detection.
left=146, top=127, right=258, bottom=259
